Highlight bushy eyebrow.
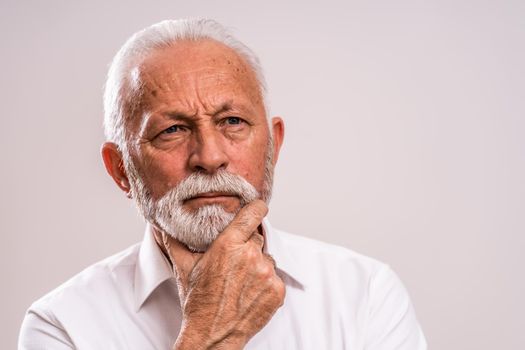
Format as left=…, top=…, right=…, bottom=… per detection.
left=163, top=100, right=253, bottom=120
left=139, top=99, right=257, bottom=136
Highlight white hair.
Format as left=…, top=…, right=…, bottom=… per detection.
left=103, top=18, right=268, bottom=151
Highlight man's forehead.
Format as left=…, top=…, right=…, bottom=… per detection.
left=123, top=39, right=265, bottom=124
left=121, top=40, right=264, bottom=118
left=134, top=40, right=254, bottom=86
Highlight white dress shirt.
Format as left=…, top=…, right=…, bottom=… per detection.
left=19, top=220, right=427, bottom=349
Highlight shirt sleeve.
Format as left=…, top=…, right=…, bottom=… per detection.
left=18, top=306, right=75, bottom=350
left=364, top=265, right=427, bottom=350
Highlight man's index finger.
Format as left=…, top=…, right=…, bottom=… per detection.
left=220, top=200, right=268, bottom=243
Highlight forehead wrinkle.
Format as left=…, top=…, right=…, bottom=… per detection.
left=130, top=40, right=265, bottom=132
left=148, top=70, right=248, bottom=117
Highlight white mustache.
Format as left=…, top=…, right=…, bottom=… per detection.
left=160, top=169, right=260, bottom=209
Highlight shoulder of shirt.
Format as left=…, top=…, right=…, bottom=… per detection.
left=27, top=242, right=142, bottom=314
left=270, top=227, right=395, bottom=286
left=277, top=228, right=383, bottom=262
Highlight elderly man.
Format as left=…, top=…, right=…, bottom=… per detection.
left=19, top=19, right=426, bottom=349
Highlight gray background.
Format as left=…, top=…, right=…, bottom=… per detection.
left=2, top=0, right=524, bottom=349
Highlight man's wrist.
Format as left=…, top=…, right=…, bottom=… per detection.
left=173, top=326, right=246, bottom=350
left=172, top=335, right=198, bottom=350
left=173, top=326, right=207, bottom=350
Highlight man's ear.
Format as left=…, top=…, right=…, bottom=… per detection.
left=270, top=117, right=285, bottom=166
left=101, top=142, right=131, bottom=197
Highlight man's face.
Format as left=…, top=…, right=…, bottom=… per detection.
left=120, top=40, right=277, bottom=249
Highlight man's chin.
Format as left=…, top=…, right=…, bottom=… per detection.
left=158, top=204, right=236, bottom=253
left=169, top=226, right=222, bottom=253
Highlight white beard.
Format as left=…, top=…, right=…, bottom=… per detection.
left=152, top=170, right=259, bottom=251
left=159, top=204, right=235, bottom=252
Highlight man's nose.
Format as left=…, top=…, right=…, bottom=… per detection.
left=188, top=129, right=229, bottom=173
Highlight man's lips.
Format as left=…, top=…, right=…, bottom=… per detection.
left=184, top=192, right=238, bottom=202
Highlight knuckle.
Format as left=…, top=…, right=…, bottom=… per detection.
left=272, top=278, right=286, bottom=303
left=250, top=233, right=264, bottom=246
left=258, top=262, right=273, bottom=279
left=243, top=246, right=259, bottom=262
left=276, top=280, right=286, bottom=298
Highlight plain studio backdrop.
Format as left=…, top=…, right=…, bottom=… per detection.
left=1, top=0, right=524, bottom=349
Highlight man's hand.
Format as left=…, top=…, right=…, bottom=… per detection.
left=160, top=200, right=286, bottom=350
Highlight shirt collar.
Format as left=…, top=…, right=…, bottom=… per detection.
left=134, top=224, right=174, bottom=311
left=262, top=218, right=307, bottom=289
left=134, top=218, right=306, bottom=311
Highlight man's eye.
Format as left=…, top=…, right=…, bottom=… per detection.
left=226, top=117, right=242, bottom=125
left=163, top=125, right=181, bottom=134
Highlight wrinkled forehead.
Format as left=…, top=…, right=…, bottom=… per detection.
left=127, top=39, right=264, bottom=108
